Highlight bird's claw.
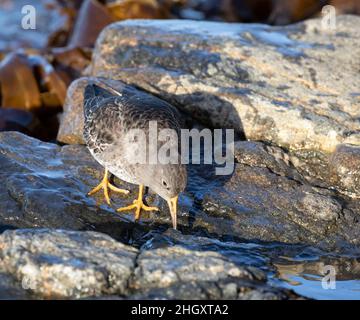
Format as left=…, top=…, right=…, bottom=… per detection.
left=88, top=170, right=129, bottom=204
left=117, top=198, right=159, bottom=221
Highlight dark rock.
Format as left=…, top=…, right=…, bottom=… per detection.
left=0, top=131, right=147, bottom=244
left=0, top=272, right=31, bottom=299
left=163, top=140, right=359, bottom=251
left=0, top=108, right=40, bottom=135
left=1, top=131, right=360, bottom=252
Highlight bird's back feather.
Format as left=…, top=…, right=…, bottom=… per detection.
left=83, top=83, right=182, bottom=156
left=83, top=84, right=115, bottom=120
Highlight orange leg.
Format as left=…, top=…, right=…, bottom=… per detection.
left=88, top=169, right=129, bottom=204
left=117, top=184, right=159, bottom=221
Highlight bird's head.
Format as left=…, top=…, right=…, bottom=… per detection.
left=140, top=163, right=187, bottom=229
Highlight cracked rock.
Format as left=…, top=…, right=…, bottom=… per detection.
left=0, top=229, right=138, bottom=299
left=0, top=228, right=303, bottom=300
left=132, top=245, right=263, bottom=290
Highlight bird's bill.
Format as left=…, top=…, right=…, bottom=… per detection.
left=167, top=196, right=178, bottom=229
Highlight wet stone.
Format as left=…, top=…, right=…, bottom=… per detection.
left=1, top=131, right=360, bottom=251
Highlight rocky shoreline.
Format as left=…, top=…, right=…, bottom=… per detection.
left=0, top=15, right=359, bottom=299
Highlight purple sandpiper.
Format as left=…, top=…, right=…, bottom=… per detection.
left=83, top=83, right=187, bottom=229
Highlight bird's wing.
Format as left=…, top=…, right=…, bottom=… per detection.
left=83, top=84, right=114, bottom=120
left=83, top=98, right=121, bottom=154
left=118, top=93, right=182, bottom=133
left=83, top=84, right=182, bottom=154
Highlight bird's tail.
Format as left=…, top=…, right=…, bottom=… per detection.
left=83, top=83, right=113, bottom=119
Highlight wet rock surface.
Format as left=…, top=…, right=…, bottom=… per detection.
left=130, top=241, right=278, bottom=300
left=181, top=141, right=360, bottom=251
left=0, top=131, right=148, bottom=244
left=0, top=131, right=360, bottom=298
left=87, top=16, right=360, bottom=155
left=2, top=131, right=360, bottom=251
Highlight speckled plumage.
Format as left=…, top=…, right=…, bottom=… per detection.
left=83, top=83, right=187, bottom=197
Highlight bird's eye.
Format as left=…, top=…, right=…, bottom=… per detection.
left=162, top=180, right=168, bottom=187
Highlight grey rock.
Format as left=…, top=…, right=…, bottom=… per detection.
left=88, top=16, right=360, bottom=154
left=173, top=139, right=359, bottom=251
left=129, top=278, right=301, bottom=300
left=0, top=229, right=138, bottom=299
left=129, top=229, right=304, bottom=300
left=0, top=228, right=302, bottom=300
left=329, top=144, right=360, bottom=196
left=132, top=245, right=262, bottom=289
left=289, top=144, right=360, bottom=198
